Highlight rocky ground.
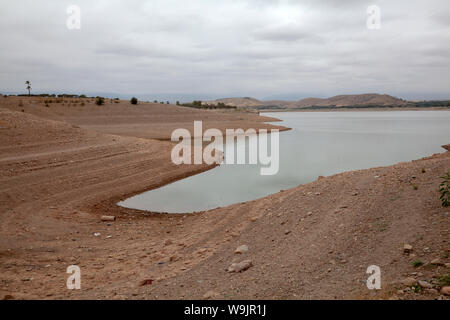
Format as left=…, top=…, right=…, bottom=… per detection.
left=0, top=96, right=448, bottom=300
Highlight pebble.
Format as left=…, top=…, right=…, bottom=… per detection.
left=234, top=245, right=249, bottom=254
left=403, top=244, right=413, bottom=253
left=203, top=291, right=219, bottom=299
left=227, top=260, right=253, bottom=273
left=101, top=215, right=116, bottom=222
left=418, top=280, right=433, bottom=289
left=430, top=258, right=444, bottom=266
left=440, top=287, right=450, bottom=296
left=401, top=277, right=417, bottom=286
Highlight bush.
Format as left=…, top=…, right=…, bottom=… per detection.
left=130, top=97, right=138, bottom=105
left=440, top=171, right=450, bottom=207
left=95, top=97, right=105, bottom=106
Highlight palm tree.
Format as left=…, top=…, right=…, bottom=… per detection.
left=25, top=81, right=31, bottom=96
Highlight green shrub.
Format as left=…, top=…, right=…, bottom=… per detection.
left=412, top=260, right=423, bottom=267
left=130, top=97, right=138, bottom=105
left=440, top=171, right=450, bottom=207
left=95, top=97, right=105, bottom=106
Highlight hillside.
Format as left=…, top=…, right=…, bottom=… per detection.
left=289, top=94, right=408, bottom=109
left=204, top=94, right=408, bottom=109
left=203, top=97, right=264, bottom=108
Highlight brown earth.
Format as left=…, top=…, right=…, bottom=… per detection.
left=0, top=96, right=448, bottom=300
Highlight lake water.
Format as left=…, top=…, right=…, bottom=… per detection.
left=118, top=111, right=450, bottom=213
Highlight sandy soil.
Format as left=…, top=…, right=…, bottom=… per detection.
left=0, top=96, right=448, bottom=300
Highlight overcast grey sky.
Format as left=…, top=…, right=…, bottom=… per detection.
left=1, top=0, right=449, bottom=101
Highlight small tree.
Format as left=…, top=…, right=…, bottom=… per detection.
left=176, top=101, right=180, bottom=105
left=130, top=97, right=138, bottom=105
left=25, top=81, right=31, bottom=96
left=95, top=96, right=105, bottom=106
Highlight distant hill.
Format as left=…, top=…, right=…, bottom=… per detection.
left=288, top=94, right=407, bottom=109
left=203, top=97, right=264, bottom=108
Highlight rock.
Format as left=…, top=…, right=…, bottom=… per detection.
left=441, top=287, right=450, bottom=296
left=203, top=290, right=219, bottom=299
left=227, top=260, right=253, bottom=273
left=418, top=280, right=433, bottom=289
left=234, top=245, right=249, bottom=254
left=401, top=277, right=417, bottom=287
left=403, top=244, right=413, bottom=253
left=445, top=263, right=450, bottom=268
left=164, top=239, right=173, bottom=246
left=140, top=279, right=153, bottom=286
left=101, top=215, right=116, bottom=222
left=306, top=212, right=313, bottom=216
left=425, top=288, right=438, bottom=294
left=3, top=295, right=14, bottom=300
left=284, top=230, right=291, bottom=235
left=430, top=258, right=444, bottom=266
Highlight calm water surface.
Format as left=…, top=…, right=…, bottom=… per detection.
left=118, top=111, right=450, bottom=213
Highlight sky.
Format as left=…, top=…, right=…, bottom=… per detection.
left=0, top=0, right=449, bottom=102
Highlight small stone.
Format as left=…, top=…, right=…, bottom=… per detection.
left=234, top=245, right=249, bottom=254
left=430, top=258, right=444, bottom=266
left=425, top=288, right=438, bottom=294
left=403, top=244, right=413, bottom=253
left=401, top=277, right=417, bottom=287
left=306, top=212, right=313, bottom=216
left=284, top=230, right=291, bottom=235
left=250, top=217, right=258, bottom=222
left=101, top=215, right=116, bottom=222
left=203, top=291, right=219, bottom=299
left=164, top=239, right=173, bottom=246
left=3, top=295, right=14, bottom=300
left=440, top=287, right=450, bottom=296
left=227, top=260, right=253, bottom=273
left=418, top=280, right=433, bottom=289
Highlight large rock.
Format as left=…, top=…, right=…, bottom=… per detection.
left=227, top=260, right=253, bottom=273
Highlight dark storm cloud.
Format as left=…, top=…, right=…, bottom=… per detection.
left=0, top=0, right=449, bottom=100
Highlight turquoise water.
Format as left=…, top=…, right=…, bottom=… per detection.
left=118, top=111, right=450, bottom=213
